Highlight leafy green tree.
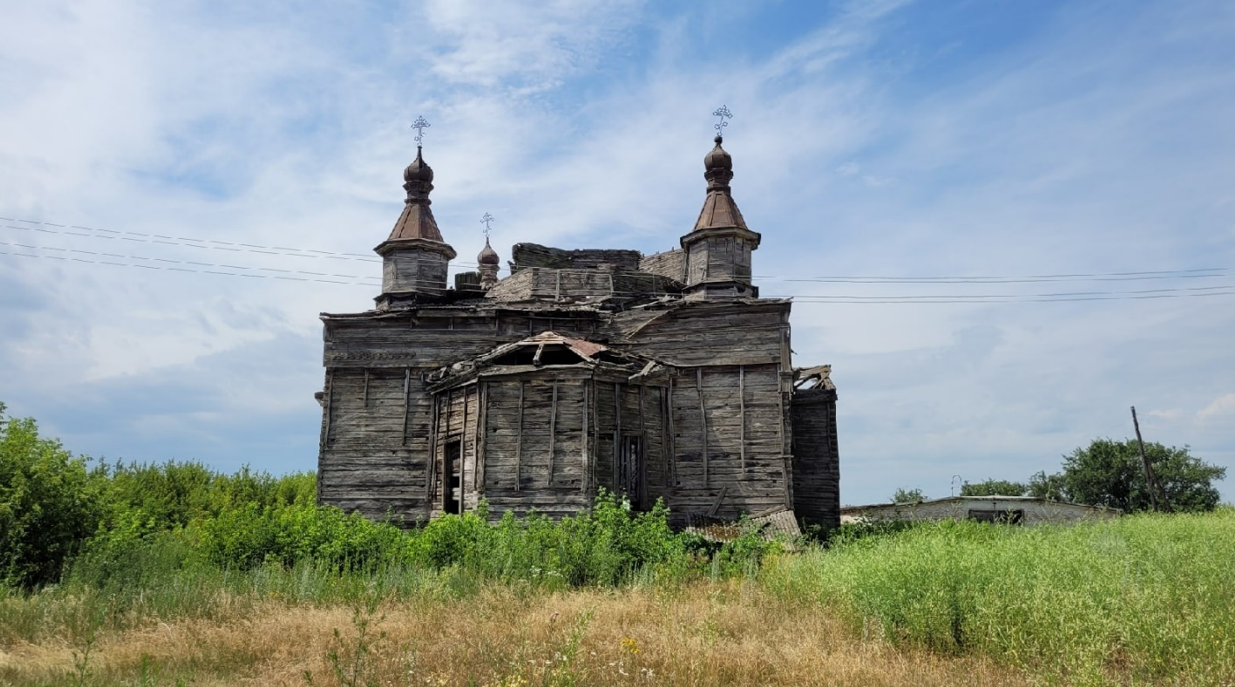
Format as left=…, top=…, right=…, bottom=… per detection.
left=960, top=479, right=1028, bottom=497
left=892, top=487, right=927, bottom=504
left=0, top=402, right=104, bottom=588
left=1027, top=470, right=1065, bottom=501
left=1039, top=438, right=1225, bottom=512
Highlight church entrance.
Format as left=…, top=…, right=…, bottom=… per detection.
left=617, top=435, right=644, bottom=509
left=444, top=440, right=462, bottom=515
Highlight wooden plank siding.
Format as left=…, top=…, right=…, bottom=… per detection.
left=791, top=388, right=841, bottom=529
left=317, top=279, right=838, bottom=530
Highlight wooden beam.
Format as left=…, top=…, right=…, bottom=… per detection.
left=322, top=369, right=334, bottom=449
left=667, top=377, right=676, bottom=487
left=477, top=382, right=486, bottom=493
left=362, top=368, right=370, bottom=409
left=660, top=386, right=669, bottom=488
left=697, top=367, right=708, bottom=487
left=639, top=384, right=647, bottom=509
left=461, top=386, right=469, bottom=508
left=401, top=368, right=411, bottom=446
left=739, top=364, right=746, bottom=472
left=614, top=382, right=622, bottom=493
left=581, top=381, right=590, bottom=495
left=428, top=393, right=438, bottom=501
left=549, top=383, right=558, bottom=486
left=515, top=381, right=524, bottom=493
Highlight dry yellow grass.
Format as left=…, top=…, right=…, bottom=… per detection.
left=1, top=581, right=1032, bottom=687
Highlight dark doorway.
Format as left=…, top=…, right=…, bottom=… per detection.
left=444, top=440, right=462, bottom=515
left=617, top=435, right=644, bottom=509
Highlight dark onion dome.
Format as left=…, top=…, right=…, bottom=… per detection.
left=404, top=146, right=434, bottom=184
left=478, top=237, right=500, bottom=265
left=703, top=135, right=732, bottom=172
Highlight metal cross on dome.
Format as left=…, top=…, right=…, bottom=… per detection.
left=713, top=105, right=732, bottom=138
left=411, top=116, right=431, bottom=146
left=480, top=212, right=495, bottom=238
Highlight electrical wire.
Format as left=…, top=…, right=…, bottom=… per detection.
left=4, top=216, right=1228, bottom=284
left=4, top=244, right=1233, bottom=304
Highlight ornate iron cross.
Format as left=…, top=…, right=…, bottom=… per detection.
left=713, top=105, right=732, bottom=138
left=480, top=212, right=495, bottom=238
left=412, top=116, right=431, bottom=146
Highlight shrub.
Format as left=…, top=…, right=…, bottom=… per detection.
left=0, top=403, right=104, bottom=588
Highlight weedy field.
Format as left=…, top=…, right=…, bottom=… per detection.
left=2, top=510, right=1233, bottom=686
left=3, top=411, right=1234, bottom=686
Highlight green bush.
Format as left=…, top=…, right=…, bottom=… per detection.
left=195, top=502, right=407, bottom=572
left=0, top=403, right=104, bottom=588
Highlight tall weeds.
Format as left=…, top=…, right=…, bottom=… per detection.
left=764, top=510, right=1235, bottom=685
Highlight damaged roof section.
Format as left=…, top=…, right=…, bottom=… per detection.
left=425, top=331, right=670, bottom=392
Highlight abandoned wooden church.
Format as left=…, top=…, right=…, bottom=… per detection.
left=316, top=127, right=840, bottom=529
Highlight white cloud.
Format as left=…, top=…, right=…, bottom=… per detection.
left=1199, top=394, right=1235, bottom=422
left=0, top=0, right=1232, bottom=502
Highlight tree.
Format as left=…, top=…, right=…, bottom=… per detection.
left=960, top=479, right=1028, bottom=497
left=1040, top=438, right=1225, bottom=513
left=0, top=402, right=104, bottom=588
left=891, top=487, right=927, bottom=504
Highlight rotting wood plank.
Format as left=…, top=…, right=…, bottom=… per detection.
left=739, top=364, right=746, bottom=472
left=667, top=377, right=676, bottom=487
left=362, top=368, right=370, bottom=409
left=401, top=368, right=411, bottom=446
left=548, top=383, right=558, bottom=483
left=581, top=381, right=590, bottom=495
left=323, top=370, right=335, bottom=449
left=461, top=386, right=470, bottom=505
left=613, top=382, right=621, bottom=494
left=697, top=368, right=708, bottom=487
left=639, top=384, right=648, bottom=509
left=515, top=381, right=524, bottom=492
left=475, top=382, right=485, bottom=492
left=427, top=392, right=438, bottom=501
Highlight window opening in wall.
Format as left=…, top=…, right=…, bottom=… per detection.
left=444, top=440, right=462, bottom=515
left=617, top=435, right=644, bottom=509
left=967, top=509, right=1023, bottom=525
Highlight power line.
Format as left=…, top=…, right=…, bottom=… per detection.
left=3, top=215, right=1227, bottom=284
left=4, top=245, right=1233, bottom=304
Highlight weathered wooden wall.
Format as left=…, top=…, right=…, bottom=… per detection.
left=511, top=243, right=641, bottom=272
left=478, top=374, right=593, bottom=519
left=486, top=268, right=678, bottom=303
left=319, top=285, right=837, bottom=530
left=639, top=249, right=686, bottom=283
left=319, top=309, right=601, bottom=523
left=790, top=388, right=840, bottom=529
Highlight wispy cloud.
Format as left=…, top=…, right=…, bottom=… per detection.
left=1, top=0, right=1232, bottom=503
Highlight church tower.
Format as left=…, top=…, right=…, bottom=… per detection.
left=680, top=132, right=761, bottom=299
left=374, top=119, right=457, bottom=310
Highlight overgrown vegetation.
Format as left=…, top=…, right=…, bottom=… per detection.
left=3, top=402, right=1234, bottom=685
left=767, top=510, right=1235, bottom=685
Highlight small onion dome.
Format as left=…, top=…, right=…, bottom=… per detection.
left=478, top=238, right=500, bottom=265
left=404, top=146, right=434, bottom=184
left=703, top=135, right=732, bottom=172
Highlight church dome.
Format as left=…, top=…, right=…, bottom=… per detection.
left=404, top=146, right=434, bottom=184
left=704, top=135, right=732, bottom=172
left=478, top=238, right=500, bottom=265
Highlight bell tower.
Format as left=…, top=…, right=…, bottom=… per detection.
left=680, top=108, right=761, bottom=300
left=374, top=117, right=457, bottom=309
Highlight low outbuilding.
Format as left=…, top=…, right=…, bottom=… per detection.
left=841, top=495, right=1120, bottom=526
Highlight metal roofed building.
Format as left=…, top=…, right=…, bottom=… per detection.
left=315, top=128, right=840, bottom=529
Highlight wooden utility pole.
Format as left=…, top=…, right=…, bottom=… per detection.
left=1131, top=406, right=1171, bottom=512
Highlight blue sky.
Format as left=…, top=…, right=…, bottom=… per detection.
left=1, top=0, right=1232, bottom=505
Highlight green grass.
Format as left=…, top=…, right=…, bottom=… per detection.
left=764, top=509, right=1235, bottom=685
